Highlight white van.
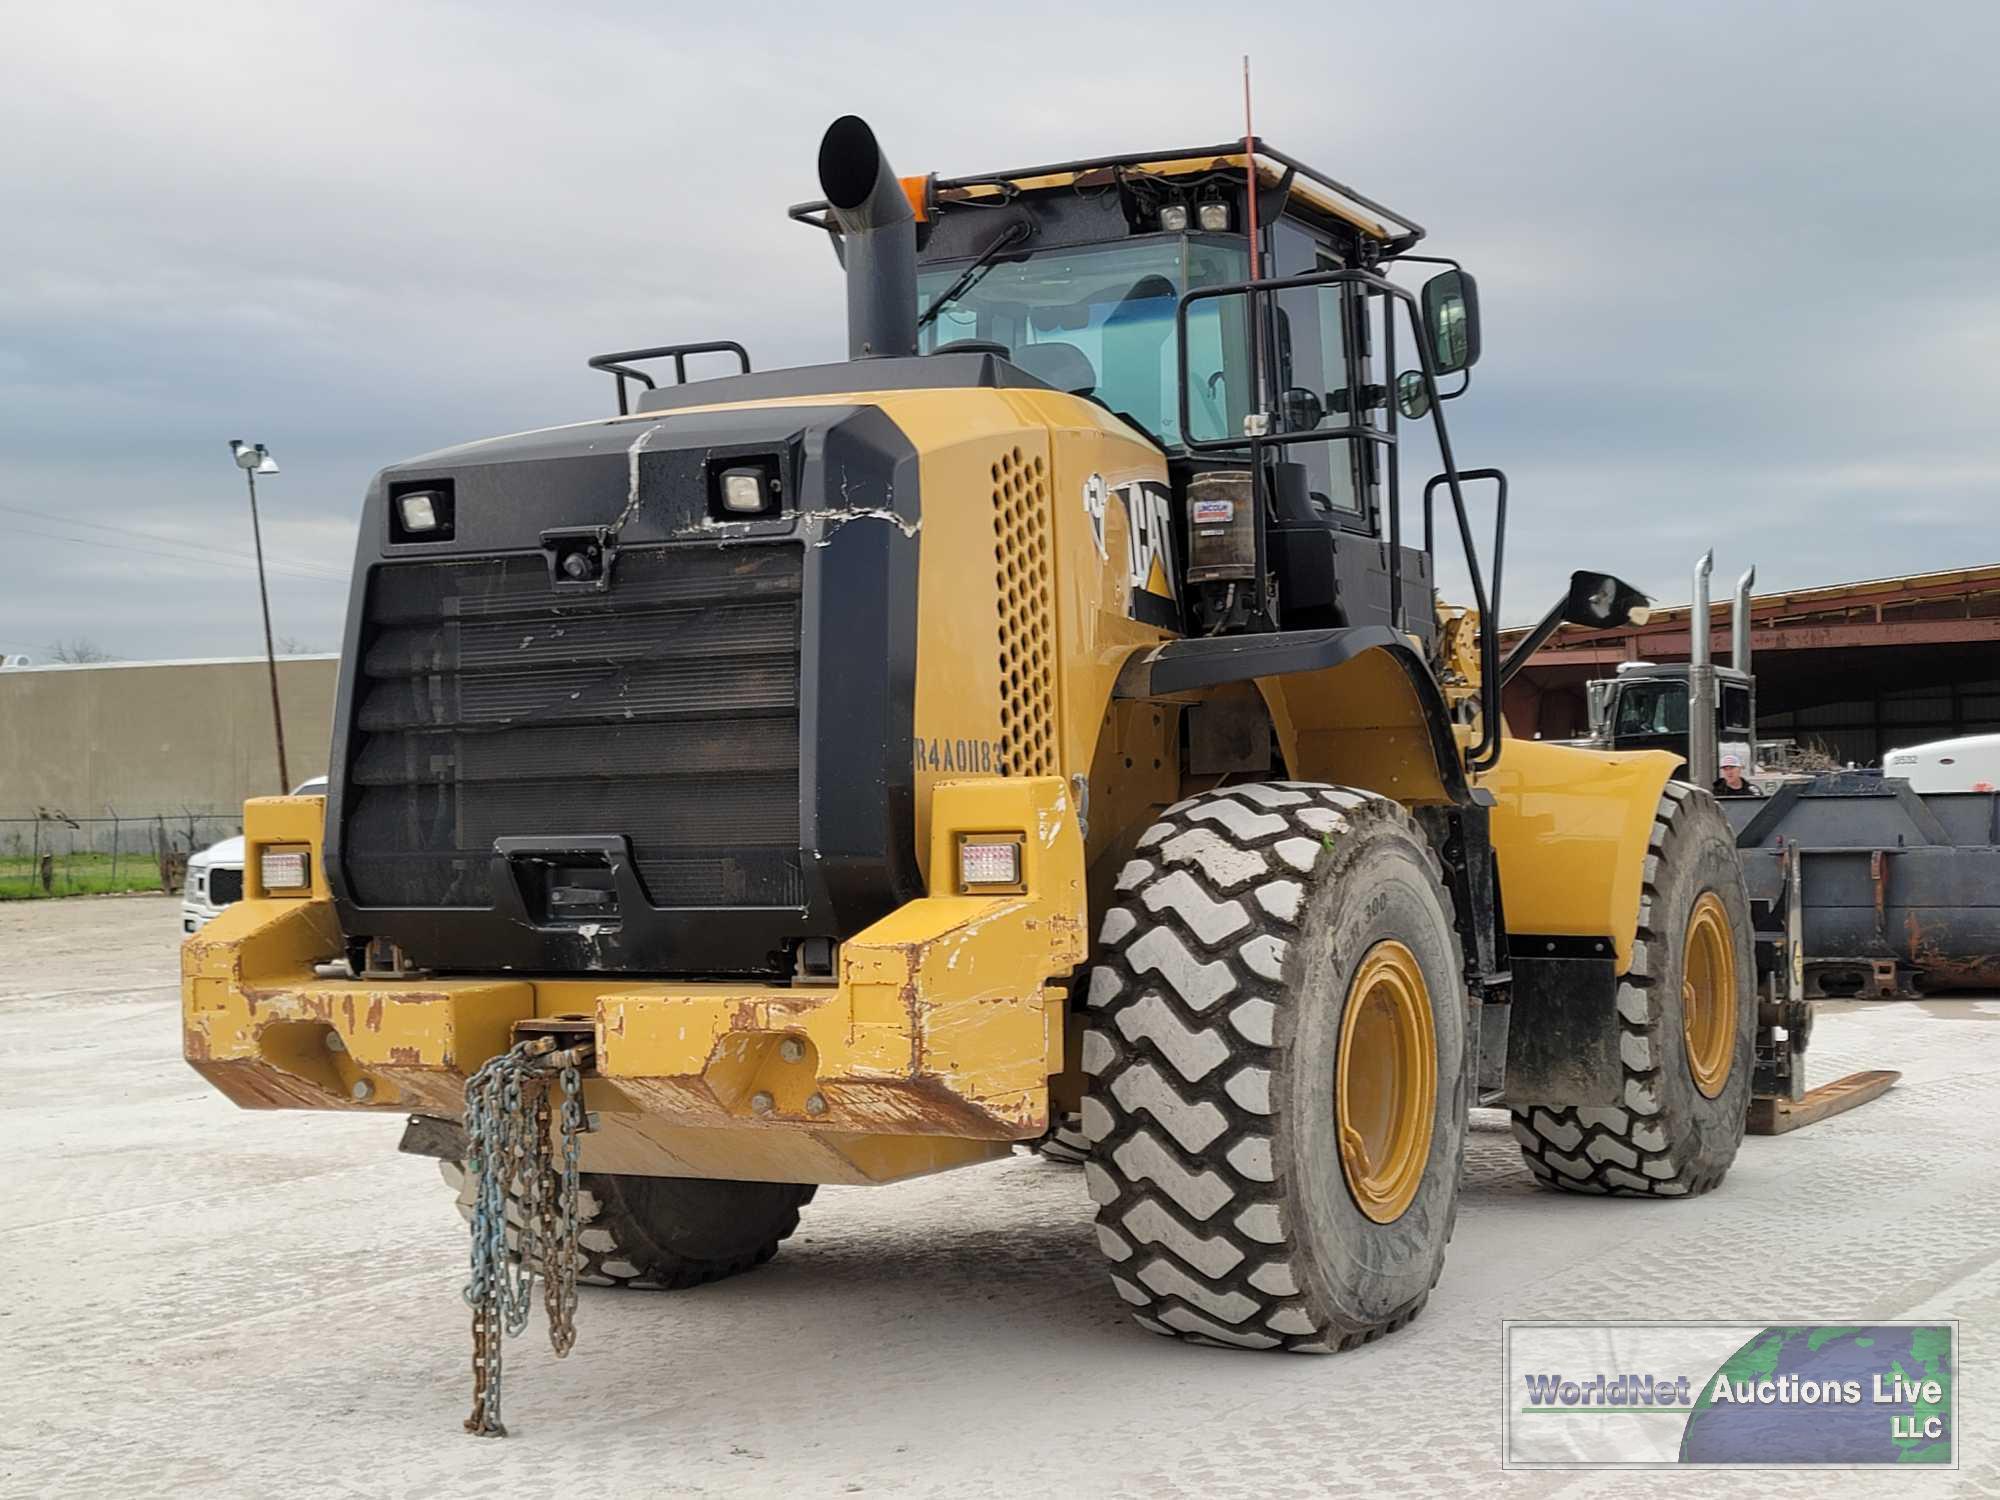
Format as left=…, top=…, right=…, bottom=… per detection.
left=1881, top=733, right=2000, bottom=794
left=181, top=776, right=328, bottom=932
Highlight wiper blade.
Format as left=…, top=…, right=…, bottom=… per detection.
left=917, top=220, right=1034, bottom=330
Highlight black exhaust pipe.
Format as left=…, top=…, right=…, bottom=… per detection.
left=817, top=115, right=918, bottom=361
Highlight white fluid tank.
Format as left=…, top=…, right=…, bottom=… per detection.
left=1882, top=733, right=2000, bottom=793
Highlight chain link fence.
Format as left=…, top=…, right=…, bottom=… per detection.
left=0, top=812, right=241, bottom=900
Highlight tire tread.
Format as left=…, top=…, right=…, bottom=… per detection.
left=1509, top=785, right=1750, bottom=1198
left=1083, top=783, right=1461, bottom=1352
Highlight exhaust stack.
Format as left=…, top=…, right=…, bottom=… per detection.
left=817, top=116, right=918, bottom=361
left=1689, top=551, right=1714, bottom=671
left=1731, top=565, right=1756, bottom=676
left=1688, top=551, right=1717, bottom=788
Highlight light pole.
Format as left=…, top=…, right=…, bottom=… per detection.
left=229, top=439, right=290, bottom=793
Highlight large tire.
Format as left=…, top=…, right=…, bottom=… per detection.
left=1082, top=783, right=1468, bottom=1352
left=442, top=1161, right=814, bottom=1289
left=1510, top=783, right=1755, bottom=1196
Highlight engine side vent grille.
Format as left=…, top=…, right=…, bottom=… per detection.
left=991, top=446, right=1056, bottom=776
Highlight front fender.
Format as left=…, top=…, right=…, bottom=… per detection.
left=1478, top=738, right=1680, bottom=974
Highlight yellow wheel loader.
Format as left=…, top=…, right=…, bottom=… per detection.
left=183, top=115, right=1786, bottom=1412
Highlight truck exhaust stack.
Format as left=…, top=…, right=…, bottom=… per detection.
left=817, top=115, right=918, bottom=361
left=1732, top=565, right=1756, bottom=676
left=1688, top=550, right=1717, bottom=787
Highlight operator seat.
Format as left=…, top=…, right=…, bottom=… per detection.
left=1011, top=342, right=1097, bottom=398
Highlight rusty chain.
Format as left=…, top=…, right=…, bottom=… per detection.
left=547, top=1057, right=584, bottom=1356
left=461, top=1036, right=590, bottom=1437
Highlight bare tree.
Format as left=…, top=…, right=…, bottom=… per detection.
left=47, top=638, right=115, bottom=663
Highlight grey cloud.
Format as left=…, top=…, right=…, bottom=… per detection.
left=2, top=0, right=1993, bottom=659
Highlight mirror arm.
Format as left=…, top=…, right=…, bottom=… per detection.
left=1385, top=252, right=1465, bottom=274
left=1498, top=596, right=1567, bottom=689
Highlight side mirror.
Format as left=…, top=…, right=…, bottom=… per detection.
left=1563, top=571, right=1651, bottom=629
left=1279, top=386, right=1324, bottom=433
left=1501, top=570, right=1652, bottom=693
left=1586, top=679, right=1614, bottom=736
left=1420, top=269, right=1481, bottom=375
left=1394, top=369, right=1430, bottom=419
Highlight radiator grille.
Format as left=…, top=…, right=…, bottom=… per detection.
left=342, top=545, right=803, bottom=909
left=207, top=867, right=243, bottom=907
left=992, top=446, right=1057, bottom=776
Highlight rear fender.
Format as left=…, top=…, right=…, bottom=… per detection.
left=1114, top=628, right=1468, bottom=806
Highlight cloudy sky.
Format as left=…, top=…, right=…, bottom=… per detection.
left=4, top=1, right=1994, bottom=661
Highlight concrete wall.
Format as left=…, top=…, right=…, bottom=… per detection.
left=0, top=656, right=340, bottom=823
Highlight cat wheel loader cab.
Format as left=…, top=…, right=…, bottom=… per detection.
left=184, top=115, right=1780, bottom=1412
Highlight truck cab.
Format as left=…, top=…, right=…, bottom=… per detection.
left=1590, top=661, right=1757, bottom=772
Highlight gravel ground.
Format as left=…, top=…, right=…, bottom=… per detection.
left=1, top=895, right=1993, bottom=1497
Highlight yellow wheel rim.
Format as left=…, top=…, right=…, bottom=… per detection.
left=1335, top=940, right=1437, bottom=1224
left=1682, top=892, right=1736, bottom=1099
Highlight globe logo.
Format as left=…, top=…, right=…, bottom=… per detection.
left=1679, top=1325, right=1952, bottom=1464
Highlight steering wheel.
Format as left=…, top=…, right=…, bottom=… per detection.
left=927, top=338, right=1011, bottom=358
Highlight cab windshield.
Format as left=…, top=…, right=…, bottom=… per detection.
left=917, top=236, right=1247, bottom=447
left=1614, top=681, right=1690, bottom=738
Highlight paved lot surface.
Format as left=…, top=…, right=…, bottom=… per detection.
left=2, top=895, right=1995, bottom=1497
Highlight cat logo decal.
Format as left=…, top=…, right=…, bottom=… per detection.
left=1084, top=473, right=1179, bottom=630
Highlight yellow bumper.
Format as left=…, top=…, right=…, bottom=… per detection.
left=182, top=779, right=1086, bottom=1185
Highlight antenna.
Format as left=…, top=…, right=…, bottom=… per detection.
left=1242, top=56, right=1260, bottom=282
left=1242, top=55, right=1265, bottom=429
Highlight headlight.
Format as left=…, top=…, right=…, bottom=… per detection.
left=1196, top=201, right=1230, bottom=232
left=720, top=468, right=780, bottom=520
left=389, top=484, right=455, bottom=542
left=711, top=458, right=783, bottom=519
left=398, top=492, right=440, bottom=532
left=721, top=471, right=768, bottom=513
left=1158, top=203, right=1190, bottom=233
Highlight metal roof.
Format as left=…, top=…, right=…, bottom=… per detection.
left=1505, top=562, right=2000, bottom=663
left=790, top=138, right=1425, bottom=249
left=1616, top=562, right=2000, bottom=629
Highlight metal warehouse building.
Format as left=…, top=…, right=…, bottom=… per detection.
left=1503, top=564, right=2000, bottom=765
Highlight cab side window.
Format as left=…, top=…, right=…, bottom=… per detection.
left=1722, top=682, right=1753, bottom=735
left=1269, top=224, right=1368, bottom=523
